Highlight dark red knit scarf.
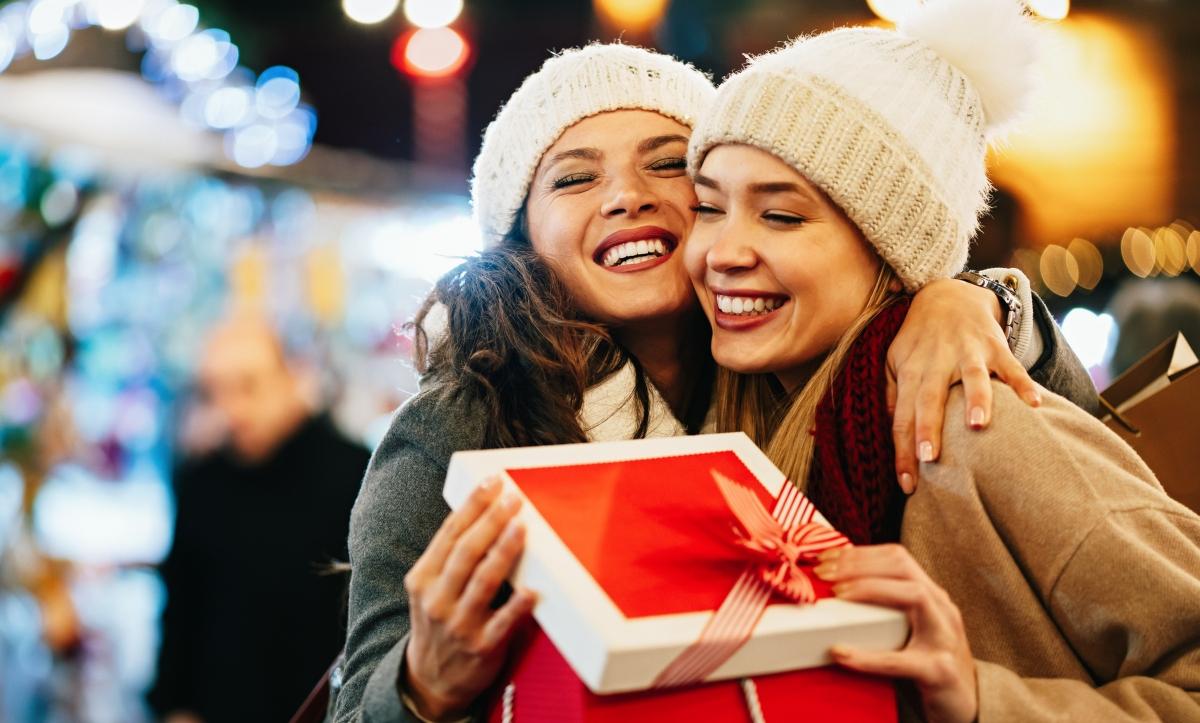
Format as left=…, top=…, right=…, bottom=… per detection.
left=806, top=299, right=911, bottom=546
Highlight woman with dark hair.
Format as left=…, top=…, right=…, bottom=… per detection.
left=334, top=42, right=1096, bottom=722
left=686, top=1, right=1200, bottom=720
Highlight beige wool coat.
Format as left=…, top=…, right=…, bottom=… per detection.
left=901, top=381, right=1200, bottom=722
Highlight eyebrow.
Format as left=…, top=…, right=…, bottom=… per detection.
left=543, top=147, right=602, bottom=168
left=694, top=175, right=820, bottom=203
left=637, top=134, right=689, bottom=154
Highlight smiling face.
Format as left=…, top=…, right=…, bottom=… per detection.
left=685, top=144, right=883, bottom=391
left=524, top=110, right=697, bottom=326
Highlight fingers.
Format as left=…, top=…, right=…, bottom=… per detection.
left=958, top=359, right=993, bottom=431
left=993, top=352, right=1042, bottom=407
left=815, top=544, right=928, bottom=585
left=830, top=646, right=952, bottom=686
left=409, top=477, right=502, bottom=583
left=430, top=490, right=522, bottom=606
left=455, top=518, right=526, bottom=622
left=478, top=587, right=537, bottom=651
left=912, top=378, right=949, bottom=467
left=891, top=371, right=919, bottom=495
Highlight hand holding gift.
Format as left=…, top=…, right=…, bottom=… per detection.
left=403, top=477, right=538, bottom=720
left=819, top=544, right=978, bottom=723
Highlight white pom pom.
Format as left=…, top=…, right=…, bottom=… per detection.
left=899, top=0, right=1040, bottom=140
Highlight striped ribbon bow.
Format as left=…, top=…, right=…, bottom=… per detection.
left=652, top=470, right=850, bottom=688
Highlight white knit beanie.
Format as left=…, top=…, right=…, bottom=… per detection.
left=471, top=43, right=716, bottom=246
left=688, top=0, right=1039, bottom=291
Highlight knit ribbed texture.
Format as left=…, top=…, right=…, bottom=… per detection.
left=810, top=300, right=909, bottom=546
left=688, top=9, right=1034, bottom=291
left=471, top=43, right=715, bottom=246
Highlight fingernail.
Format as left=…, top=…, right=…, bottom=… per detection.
left=899, top=472, right=914, bottom=494
left=501, top=492, right=521, bottom=510
left=480, top=477, right=497, bottom=490
left=969, top=406, right=986, bottom=429
left=814, top=563, right=837, bottom=580
left=829, top=645, right=851, bottom=659
left=918, top=441, right=935, bottom=463
left=832, top=582, right=852, bottom=596
left=818, top=547, right=844, bottom=562
left=1025, top=389, right=1042, bottom=406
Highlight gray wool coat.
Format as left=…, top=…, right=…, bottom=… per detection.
left=331, top=295, right=1099, bottom=723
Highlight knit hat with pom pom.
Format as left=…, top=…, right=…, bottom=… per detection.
left=688, top=0, right=1039, bottom=291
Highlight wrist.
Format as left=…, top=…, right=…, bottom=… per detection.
left=401, top=650, right=471, bottom=722
left=954, top=270, right=1020, bottom=341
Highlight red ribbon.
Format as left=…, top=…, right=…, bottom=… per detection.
left=652, top=471, right=850, bottom=688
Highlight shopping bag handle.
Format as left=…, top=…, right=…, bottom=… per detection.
left=1099, top=396, right=1141, bottom=436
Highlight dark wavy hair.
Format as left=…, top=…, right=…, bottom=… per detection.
left=410, top=214, right=657, bottom=448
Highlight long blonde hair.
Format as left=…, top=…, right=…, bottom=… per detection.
left=713, top=266, right=903, bottom=488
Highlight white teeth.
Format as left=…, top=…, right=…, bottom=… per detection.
left=599, top=238, right=671, bottom=268
left=714, top=294, right=785, bottom=317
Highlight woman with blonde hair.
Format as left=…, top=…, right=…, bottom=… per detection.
left=685, top=0, right=1200, bottom=720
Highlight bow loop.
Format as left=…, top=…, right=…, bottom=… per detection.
left=714, top=471, right=850, bottom=603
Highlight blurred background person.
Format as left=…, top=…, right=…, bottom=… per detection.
left=147, top=316, right=369, bottom=723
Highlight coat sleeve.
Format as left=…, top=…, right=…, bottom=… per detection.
left=332, top=407, right=458, bottom=723
left=979, top=267, right=1099, bottom=416
left=975, top=505, right=1200, bottom=721
left=932, top=386, right=1200, bottom=722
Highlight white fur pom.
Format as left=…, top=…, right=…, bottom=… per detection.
left=899, top=0, right=1039, bottom=140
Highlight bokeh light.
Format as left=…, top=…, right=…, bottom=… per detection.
left=594, top=0, right=669, bottom=31
left=1154, top=225, right=1188, bottom=276
left=1121, top=227, right=1157, bottom=278
left=1028, top=0, right=1070, bottom=21
left=1039, top=243, right=1079, bottom=297
left=1067, top=237, right=1103, bottom=291
left=1061, top=307, right=1115, bottom=370
left=403, top=0, right=462, bottom=29
left=395, top=26, right=469, bottom=79
left=95, top=0, right=147, bottom=31
left=342, top=0, right=399, bottom=25
left=255, top=66, right=301, bottom=119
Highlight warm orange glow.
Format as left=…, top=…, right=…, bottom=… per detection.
left=594, top=0, right=670, bottom=32
left=1187, top=230, right=1200, bottom=274
left=394, top=27, right=469, bottom=79
left=1028, top=0, right=1069, bottom=21
left=865, top=0, right=919, bottom=24
left=989, top=15, right=1174, bottom=247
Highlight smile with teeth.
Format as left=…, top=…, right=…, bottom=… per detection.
left=716, top=294, right=787, bottom=316
left=601, top=239, right=669, bottom=268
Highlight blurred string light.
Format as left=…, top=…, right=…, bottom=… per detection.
left=0, top=0, right=315, bottom=169
left=342, top=0, right=399, bottom=25
left=1039, top=243, right=1079, bottom=297
left=403, top=0, right=462, bottom=29
left=1121, top=227, right=1156, bottom=279
left=1067, top=237, right=1103, bottom=291
left=394, top=26, right=469, bottom=79
left=594, top=0, right=669, bottom=32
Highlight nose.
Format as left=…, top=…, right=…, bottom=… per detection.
left=706, top=219, right=758, bottom=275
left=600, top=170, right=659, bottom=219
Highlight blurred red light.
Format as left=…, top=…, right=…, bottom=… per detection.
left=392, top=27, right=470, bottom=80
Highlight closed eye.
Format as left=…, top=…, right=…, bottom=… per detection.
left=691, top=203, right=725, bottom=217
left=648, top=157, right=687, bottom=172
left=763, top=212, right=806, bottom=226
left=552, top=173, right=597, bottom=189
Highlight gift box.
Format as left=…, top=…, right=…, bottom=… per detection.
left=443, top=432, right=909, bottom=695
